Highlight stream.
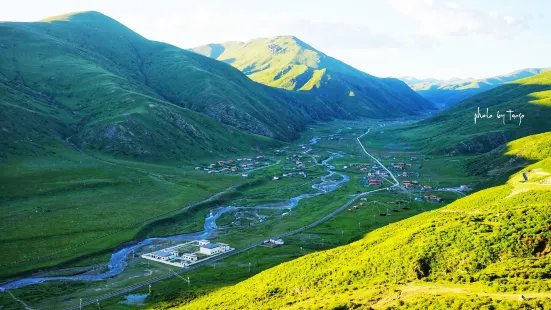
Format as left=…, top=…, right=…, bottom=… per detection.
left=1, top=152, right=348, bottom=291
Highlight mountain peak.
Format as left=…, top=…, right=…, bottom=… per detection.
left=268, top=35, right=316, bottom=51
left=39, top=11, right=107, bottom=22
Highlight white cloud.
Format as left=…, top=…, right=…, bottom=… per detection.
left=388, top=0, right=532, bottom=39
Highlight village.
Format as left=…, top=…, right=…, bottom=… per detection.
left=194, top=155, right=275, bottom=176
left=349, top=155, right=468, bottom=204
left=141, top=240, right=234, bottom=268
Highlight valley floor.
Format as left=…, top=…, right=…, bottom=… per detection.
left=1, top=119, right=480, bottom=309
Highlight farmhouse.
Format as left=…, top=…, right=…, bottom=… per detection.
left=199, top=242, right=231, bottom=255
left=369, top=179, right=382, bottom=187
left=181, top=253, right=198, bottom=262
left=270, top=239, right=284, bottom=245
left=149, top=251, right=173, bottom=261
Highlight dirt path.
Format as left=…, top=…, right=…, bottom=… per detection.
left=7, top=291, right=35, bottom=310
left=399, top=283, right=551, bottom=301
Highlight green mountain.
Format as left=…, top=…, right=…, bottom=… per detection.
left=401, top=68, right=550, bottom=108
left=175, top=134, right=551, bottom=309
left=387, top=70, right=551, bottom=155
left=0, top=12, right=349, bottom=161
left=191, top=36, right=435, bottom=118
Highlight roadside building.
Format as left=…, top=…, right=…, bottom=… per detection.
left=199, top=242, right=231, bottom=255
left=181, top=253, right=198, bottom=262
left=369, top=179, right=382, bottom=187
left=149, top=251, right=173, bottom=261
left=200, top=243, right=223, bottom=255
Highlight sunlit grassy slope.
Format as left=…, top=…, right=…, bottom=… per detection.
left=404, top=68, right=550, bottom=108
left=191, top=36, right=435, bottom=119
left=173, top=134, right=551, bottom=310
left=379, top=71, right=551, bottom=156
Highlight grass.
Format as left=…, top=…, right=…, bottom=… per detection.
left=3, top=119, right=488, bottom=309
left=363, top=71, right=551, bottom=158
left=173, top=153, right=551, bottom=310
left=0, top=149, right=244, bottom=280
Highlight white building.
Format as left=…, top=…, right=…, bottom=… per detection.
left=149, top=251, right=173, bottom=261
left=270, top=238, right=284, bottom=245
left=167, top=249, right=179, bottom=256
left=181, top=253, right=197, bottom=262
left=198, top=240, right=210, bottom=246
left=216, top=243, right=231, bottom=251
left=200, top=243, right=224, bottom=255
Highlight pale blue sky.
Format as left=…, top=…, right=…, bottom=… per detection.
left=2, top=0, right=550, bottom=80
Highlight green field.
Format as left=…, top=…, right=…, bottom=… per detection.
left=169, top=133, right=551, bottom=310
left=0, top=119, right=478, bottom=309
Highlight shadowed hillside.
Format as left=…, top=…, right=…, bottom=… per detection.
left=192, top=36, right=435, bottom=119
left=0, top=12, right=344, bottom=161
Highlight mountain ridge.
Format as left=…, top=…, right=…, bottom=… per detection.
left=191, top=36, right=435, bottom=119
left=0, top=11, right=355, bottom=161
left=400, top=68, right=551, bottom=108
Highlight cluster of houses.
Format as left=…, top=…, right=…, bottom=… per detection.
left=283, top=154, right=307, bottom=170
left=361, top=170, right=390, bottom=187
left=347, top=203, right=364, bottom=212
left=274, top=171, right=307, bottom=181
left=195, top=155, right=269, bottom=174
left=352, top=163, right=381, bottom=172
left=142, top=240, right=234, bottom=267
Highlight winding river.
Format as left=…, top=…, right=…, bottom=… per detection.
left=1, top=152, right=348, bottom=291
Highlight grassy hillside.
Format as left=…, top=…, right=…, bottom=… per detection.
left=191, top=36, right=435, bottom=119
left=373, top=71, right=551, bottom=156
left=0, top=11, right=344, bottom=163
left=402, top=68, right=550, bottom=108
left=0, top=11, right=328, bottom=280
left=172, top=135, right=551, bottom=309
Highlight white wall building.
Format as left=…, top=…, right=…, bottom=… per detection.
left=200, top=243, right=224, bottom=255
left=181, top=253, right=198, bottom=262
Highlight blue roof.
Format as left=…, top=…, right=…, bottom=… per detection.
left=201, top=243, right=218, bottom=249
left=152, top=250, right=172, bottom=257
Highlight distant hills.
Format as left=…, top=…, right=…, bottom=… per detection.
left=390, top=70, right=551, bottom=155
left=192, top=36, right=435, bottom=119
left=400, top=68, right=550, bottom=108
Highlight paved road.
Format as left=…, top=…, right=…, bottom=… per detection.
left=357, top=129, right=399, bottom=186
left=66, top=128, right=394, bottom=310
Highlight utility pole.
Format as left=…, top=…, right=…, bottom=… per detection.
left=149, top=284, right=151, bottom=294
left=248, top=262, right=252, bottom=272
left=80, top=298, right=82, bottom=310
